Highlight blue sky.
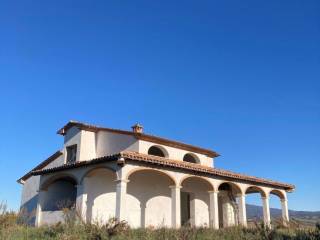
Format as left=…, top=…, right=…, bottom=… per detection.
left=0, top=1, right=319, bottom=211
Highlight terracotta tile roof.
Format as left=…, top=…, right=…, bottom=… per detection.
left=17, top=151, right=62, bottom=184
left=57, top=121, right=219, bottom=158
left=31, top=151, right=295, bottom=191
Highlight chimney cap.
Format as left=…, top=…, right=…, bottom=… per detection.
left=131, top=123, right=143, bottom=133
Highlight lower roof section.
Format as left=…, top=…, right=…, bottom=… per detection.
left=31, top=151, right=295, bottom=191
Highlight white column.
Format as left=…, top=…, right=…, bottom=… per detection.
left=76, top=184, right=87, bottom=223
left=262, top=196, right=271, bottom=228
left=35, top=190, right=45, bottom=227
left=115, top=179, right=128, bottom=221
left=238, top=193, right=247, bottom=227
left=209, top=190, right=219, bottom=229
left=170, top=185, right=181, bottom=228
left=281, top=198, right=289, bottom=225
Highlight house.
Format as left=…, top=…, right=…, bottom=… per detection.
left=18, top=121, right=295, bottom=228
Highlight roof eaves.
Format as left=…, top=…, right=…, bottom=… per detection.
left=17, top=150, right=63, bottom=184
left=31, top=151, right=294, bottom=191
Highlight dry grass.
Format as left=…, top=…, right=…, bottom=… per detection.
left=1, top=203, right=319, bottom=240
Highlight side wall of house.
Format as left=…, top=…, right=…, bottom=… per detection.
left=20, top=175, right=40, bottom=225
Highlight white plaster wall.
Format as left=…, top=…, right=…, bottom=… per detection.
left=84, top=169, right=117, bottom=225
left=138, top=140, right=214, bottom=167
left=126, top=171, right=172, bottom=228
left=96, top=131, right=138, bottom=157
left=63, top=128, right=97, bottom=162
left=79, top=130, right=96, bottom=161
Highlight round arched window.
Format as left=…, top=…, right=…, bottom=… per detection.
left=183, top=153, right=198, bottom=163
left=148, top=146, right=166, bottom=157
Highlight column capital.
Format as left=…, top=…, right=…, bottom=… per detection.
left=169, top=185, right=182, bottom=189
left=280, top=198, right=288, bottom=203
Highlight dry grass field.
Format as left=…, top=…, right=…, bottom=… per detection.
left=1, top=203, right=319, bottom=240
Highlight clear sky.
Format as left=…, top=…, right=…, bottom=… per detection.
left=0, top=1, right=319, bottom=211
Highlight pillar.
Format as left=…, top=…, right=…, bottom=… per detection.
left=262, top=196, right=271, bottom=228
left=170, top=185, right=181, bottom=228
left=115, top=179, right=128, bottom=221
left=238, top=193, right=247, bottom=227
left=209, top=190, right=219, bottom=229
left=35, top=190, right=45, bottom=227
left=281, top=198, right=289, bottom=225
left=76, top=184, right=87, bottom=223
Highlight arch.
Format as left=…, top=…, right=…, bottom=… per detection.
left=245, top=185, right=267, bottom=198
left=126, top=167, right=177, bottom=186
left=183, top=153, right=200, bottom=164
left=269, top=189, right=286, bottom=200
left=147, top=145, right=169, bottom=158
left=217, top=181, right=243, bottom=195
left=83, top=167, right=117, bottom=224
left=80, top=166, right=116, bottom=184
left=179, top=175, right=214, bottom=191
left=217, top=181, right=243, bottom=228
left=179, top=175, right=213, bottom=227
left=126, top=167, right=176, bottom=228
left=40, top=173, right=78, bottom=191
left=40, top=175, right=77, bottom=211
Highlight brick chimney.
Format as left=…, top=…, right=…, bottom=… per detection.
left=131, top=123, right=143, bottom=133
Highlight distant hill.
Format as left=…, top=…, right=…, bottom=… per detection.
left=246, top=204, right=320, bottom=225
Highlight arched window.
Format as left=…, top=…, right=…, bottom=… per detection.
left=183, top=153, right=199, bottom=163
left=148, top=146, right=167, bottom=157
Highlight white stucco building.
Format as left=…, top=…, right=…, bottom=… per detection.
left=18, top=121, right=294, bottom=228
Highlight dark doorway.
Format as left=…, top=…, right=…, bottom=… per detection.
left=181, top=192, right=191, bottom=226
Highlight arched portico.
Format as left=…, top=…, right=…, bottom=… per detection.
left=180, top=176, right=214, bottom=227
left=244, top=186, right=268, bottom=227
left=217, top=182, right=242, bottom=228
left=36, top=174, right=78, bottom=226
left=34, top=163, right=291, bottom=229
left=82, top=168, right=117, bottom=224
left=126, top=168, right=176, bottom=228
left=269, top=189, right=289, bottom=226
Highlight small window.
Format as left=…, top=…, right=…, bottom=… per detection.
left=148, top=146, right=166, bottom=157
left=183, top=153, right=198, bottom=163
left=66, top=145, right=77, bottom=164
